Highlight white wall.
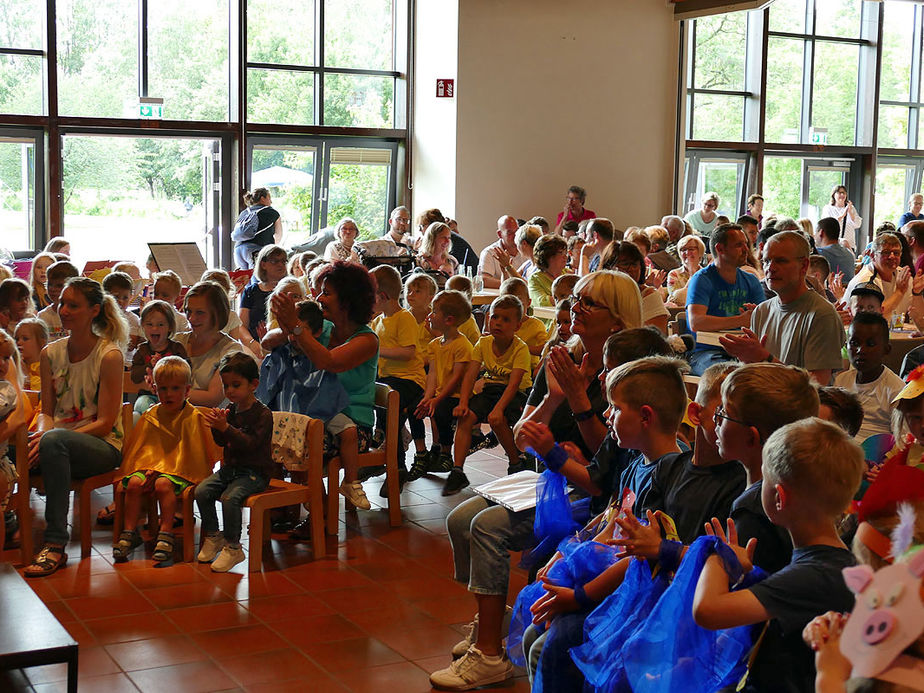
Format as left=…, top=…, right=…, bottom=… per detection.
left=413, top=0, right=680, bottom=253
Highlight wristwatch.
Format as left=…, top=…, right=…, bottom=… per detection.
left=292, top=324, right=303, bottom=336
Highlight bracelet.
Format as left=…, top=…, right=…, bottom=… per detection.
left=658, top=540, right=684, bottom=573
left=573, top=408, right=596, bottom=422
left=525, top=443, right=569, bottom=472
left=573, top=583, right=595, bottom=609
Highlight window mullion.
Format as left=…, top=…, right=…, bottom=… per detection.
left=316, top=0, right=324, bottom=126
left=138, top=0, right=148, bottom=98
left=910, top=7, right=923, bottom=148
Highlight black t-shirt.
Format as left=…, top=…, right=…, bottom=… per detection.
left=585, top=434, right=638, bottom=515
left=240, top=282, right=274, bottom=338
left=744, top=545, right=857, bottom=693
left=614, top=450, right=687, bottom=517
left=730, top=481, right=793, bottom=575
left=251, top=206, right=281, bottom=247
left=649, top=452, right=747, bottom=544
left=526, top=361, right=607, bottom=458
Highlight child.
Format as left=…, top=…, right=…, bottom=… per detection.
left=884, top=363, right=924, bottom=472
left=130, top=300, right=190, bottom=415
left=692, top=417, right=864, bottom=693
left=445, top=295, right=531, bottom=496
left=196, top=352, right=273, bottom=572
left=834, top=312, right=904, bottom=441
left=404, top=272, right=439, bottom=361
left=199, top=268, right=257, bottom=357
left=152, top=269, right=191, bottom=333
left=14, top=318, right=48, bottom=391
left=37, top=260, right=79, bottom=341
left=551, top=273, right=579, bottom=304
left=0, top=329, right=26, bottom=546
left=29, top=252, right=55, bottom=311
left=541, top=298, right=573, bottom=360
left=848, top=281, right=884, bottom=317
left=567, top=235, right=586, bottom=271
left=445, top=273, right=482, bottom=345
left=412, top=289, right=474, bottom=480
left=111, top=262, right=144, bottom=306
left=370, top=265, right=428, bottom=485
left=0, top=278, right=32, bottom=334
left=102, top=271, right=143, bottom=351
left=499, top=277, right=548, bottom=372
left=808, top=253, right=836, bottom=301
left=112, top=356, right=220, bottom=562
left=818, top=385, right=865, bottom=437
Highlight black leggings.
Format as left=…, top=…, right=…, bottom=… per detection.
left=376, top=376, right=425, bottom=441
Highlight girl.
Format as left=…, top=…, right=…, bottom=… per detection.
left=0, top=278, right=33, bottom=334
left=130, top=300, right=190, bottom=415
left=404, top=272, right=439, bottom=365
left=14, top=318, right=48, bottom=391
left=152, top=270, right=190, bottom=333
left=540, top=298, right=574, bottom=362
left=0, top=328, right=28, bottom=549
left=259, top=276, right=308, bottom=352
left=324, top=218, right=361, bottom=263
left=239, top=244, right=287, bottom=343
left=30, top=252, right=56, bottom=311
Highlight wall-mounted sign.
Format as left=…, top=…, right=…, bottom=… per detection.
left=139, top=97, right=164, bottom=119
left=436, top=79, right=454, bottom=98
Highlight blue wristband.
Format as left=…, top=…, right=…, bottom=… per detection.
left=573, top=583, right=595, bottom=610
left=658, top=540, right=684, bottom=573
left=525, top=443, right=568, bottom=473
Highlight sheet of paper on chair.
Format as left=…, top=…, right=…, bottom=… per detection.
left=472, top=470, right=541, bottom=512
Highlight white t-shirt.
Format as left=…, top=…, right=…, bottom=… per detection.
left=641, top=288, right=670, bottom=324
left=478, top=239, right=528, bottom=283
left=37, top=305, right=66, bottom=341
left=833, top=366, right=905, bottom=442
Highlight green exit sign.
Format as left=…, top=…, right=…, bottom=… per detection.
left=810, top=127, right=828, bottom=145
left=139, top=98, right=164, bottom=120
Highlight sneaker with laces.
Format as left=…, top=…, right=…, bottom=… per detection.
left=197, top=532, right=227, bottom=563
left=407, top=451, right=431, bottom=481
left=431, top=451, right=454, bottom=473
left=339, top=479, right=372, bottom=510
left=442, top=467, right=470, bottom=496
left=210, top=545, right=245, bottom=572
left=451, top=607, right=513, bottom=659
left=429, top=646, right=514, bottom=690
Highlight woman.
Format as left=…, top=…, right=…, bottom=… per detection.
left=175, top=281, right=243, bottom=407
left=273, top=261, right=379, bottom=511
left=431, top=271, right=642, bottom=688
left=666, top=234, right=706, bottom=305
left=684, top=192, right=720, bottom=239
left=821, top=185, right=862, bottom=247
left=527, top=234, right=569, bottom=308
left=416, top=221, right=458, bottom=279
left=239, top=244, right=287, bottom=343
left=413, top=208, right=446, bottom=250
left=25, top=277, right=128, bottom=576
left=601, top=241, right=670, bottom=334
left=899, top=193, right=924, bottom=228
left=324, top=218, right=361, bottom=263
left=232, top=187, right=283, bottom=269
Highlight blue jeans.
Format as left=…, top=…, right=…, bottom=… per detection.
left=688, top=347, right=735, bottom=376
left=233, top=242, right=262, bottom=269
left=195, top=466, right=269, bottom=544
left=38, top=429, right=121, bottom=546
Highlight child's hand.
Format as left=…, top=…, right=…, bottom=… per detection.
left=530, top=579, right=579, bottom=625
left=415, top=397, right=435, bottom=419
left=518, top=421, right=556, bottom=457
left=802, top=611, right=852, bottom=686
left=452, top=403, right=469, bottom=419
left=608, top=509, right=663, bottom=560
left=204, top=407, right=229, bottom=432
left=486, top=407, right=505, bottom=429
left=864, top=463, right=881, bottom=482
left=560, top=441, right=590, bottom=467
left=535, top=553, right=561, bottom=582
left=27, top=430, right=44, bottom=468
left=704, top=517, right=756, bottom=573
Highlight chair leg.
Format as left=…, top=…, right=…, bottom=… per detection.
left=326, top=462, right=340, bottom=536
left=385, top=458, right=401, bottom=528
left=307, top=474, right=325, bottom=560
left=19, top=481, right=33, bottom=566
left=183, top=491, right=196, bottom=563
left=79, top=485, right=93, bottom=559
left=248, top=508, right=263, bottom=573
left=112, top=483, right=124, bottom=543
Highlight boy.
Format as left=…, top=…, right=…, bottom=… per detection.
left=404, top=272, right=439, bottom=360
left=152, top=269, right=191, bottom=332
left=445, top=295, right=531, bottom=495
left=808, top=254, right=835, bottom=302
left=36, top=260, right=79, bottom=341
left=848, top=281, right=884, bottom=317
left=833, top=311, right=904, bottom=441
left=196, top=352, right=273, bottom=572
left=445, top=273, right=482, bottom=345
left=102, top=271, right=142, bottom=350
left=413, top=289, right=474, bottom=481
left=499, top=277, right=548, bottom=371
left=551, top=273, right=579, bottom=305
left=817, top=385, right=864, bottom=437
left=112, top=356, right=220, bottom=563
left=370, top=265, right=428, bottom=487
left=692, top=418, right=864, bottom=693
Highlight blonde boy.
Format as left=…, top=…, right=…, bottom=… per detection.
left=152, top=270, right=190, bottom=332
left=404, top=272, right=439, bottom=358
left=445, top=273, right=482, bottom=345
left=500, top=277, right=548, bottom=371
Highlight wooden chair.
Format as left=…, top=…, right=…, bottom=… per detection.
left=326, top=383, right=402, bottom=536
left=112, top=484, right=198, bottom=563
left=17, top=394, right=133, bottom=560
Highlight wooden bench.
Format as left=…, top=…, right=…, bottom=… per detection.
left=0, top=563, right=78, bottom=692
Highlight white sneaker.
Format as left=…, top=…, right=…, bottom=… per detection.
left=451, top=607, right=513, bottom=659
left=339, top=479, right=372, bottom=510
left=429, top=645, right=514, bottom=690
left=210, top=545, right=245, bottom=573
left=197, top=532, right=227, bottom=563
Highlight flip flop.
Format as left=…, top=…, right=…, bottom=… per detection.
left=24, top=546, right=68, bottom=578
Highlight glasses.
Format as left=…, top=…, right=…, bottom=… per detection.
left=569, top=294, right=606, bottom=312
left=877, top=249, right=901, bottom=258
left=263, top=257, right=286, bottom=265
left=713, top=405, right=751, bottom=428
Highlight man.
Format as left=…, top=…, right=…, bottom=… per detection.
left=746, top=193, right=763, bottom=227
left=554, top=185, right=596, bottom=234
left=478, top=215, right=528, bottom=289
left=357, top=206, right=413, bottom=258
left=685, top=223, right=765, bottom=375
left=814, top=216, right=856, bottom=282
left=448, top=220, right=479, bottom=275
left=844, top=232, right=911, bottom=318
left=721, top=231, right=845, bottom=385
left=648, top=224, right=681, bottom=272
left=903, top=219, right=924, bottom=276
left=577, top=218, right=617, bottom=275
left=736, top=214, right=759, bottom=249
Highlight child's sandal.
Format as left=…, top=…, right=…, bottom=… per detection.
left=112, top=530, right=141, bottom=562
left=152, top=531, right=175, bottom=562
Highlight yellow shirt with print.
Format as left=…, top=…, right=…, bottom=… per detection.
left=516, top=315, right=549, bottom=371
left=472, top=335, right=533, bottom=391
left=429, top=334, right=474, bottom=397
left=372, top=309, right=426, bottom=389
left=459, top=315, right=481, bottom=346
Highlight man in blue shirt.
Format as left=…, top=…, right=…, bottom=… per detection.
left=898, top=192, right=924, bottom=229
left=814, top=216, right=856, bottom=282
left=685, top=224, right=765, bottom=375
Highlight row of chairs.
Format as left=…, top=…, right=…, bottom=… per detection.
left=4, top=383, right=402, bottom=572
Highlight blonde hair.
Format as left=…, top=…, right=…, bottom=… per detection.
left=370, top=265, right=403, bottom=300
left=153, top=269, right=182, bottom=298
left=490, top=294, right=523, bottom=321
left=433, top=289, right=472, bottom=324
left=551, top=273, right=579, bottom=301
left=677, top=234, right=707, bottom=256
left=419, top=222, right=452, bottom=259
left=152, top=355, right=192, bottom=386
left=200, top=269, right=233, bottom=297
left=404, top=272, right=438, bottom=299
left=644, top=226, right=670, bottom=250
left=111, top=262, right=141, bottom=280
left=0, top=328, right=23, bottom=390
left=445, top=273, right=473, bottom=299
left=703, top=191, right=720, bottom=205
left=574, top=271, right=642, bottom=330
left=499, top=277, right=529, bottom=304
left=14, top=317, right=49, bottom=350
left=721, top=363, right=819, bottom=442
left=605, top=356, right=690, bottom=433
left=762, top=418, right=864, bottom=516
left=64, top=277, right=129, bottom=349
left=30, top=252, right=55, bottom=288
left=514, top=224, right=542, bottom=248
left=0, top=265, right=11, bottom=282
left=694, top=361, right=739, bottom=407
left=267, top=277, right=305, bottom=330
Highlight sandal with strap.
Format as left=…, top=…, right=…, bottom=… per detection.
left=24, top=545, right=68, bottom=578
left=152, top=532, right=175, bottom=562
left=96, top=502, right=116, bottom=526
left=112, top=530, right=142, bottom=562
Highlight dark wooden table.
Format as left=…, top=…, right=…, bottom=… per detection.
left=0, top=563, right=78, bottom=692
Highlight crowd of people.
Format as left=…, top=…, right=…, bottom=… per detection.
left=1, top=183, right=924, bottom=692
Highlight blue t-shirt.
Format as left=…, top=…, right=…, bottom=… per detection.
left=817, top=243, right=856, bottom=282
left=899, top=211, right=924, bottom=228
left=685, top=264, right=765, bottom=350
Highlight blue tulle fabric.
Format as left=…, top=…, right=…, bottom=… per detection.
left=507, top=538, right=621, bottom=668
left=520, top=468, right=582, bottom=569
left=256, top=343, right=349, bottom=420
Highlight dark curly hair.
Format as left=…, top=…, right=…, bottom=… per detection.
left=317, top=260, right=377, bottom=325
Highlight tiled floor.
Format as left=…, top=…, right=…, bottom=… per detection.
left=0, top=448, right=532, bottom=692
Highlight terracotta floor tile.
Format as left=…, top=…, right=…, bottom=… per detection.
left=314, top=583, right=398, bottom=614
left=190, top=624, right=288, bottom=658
left=244, top=676, right=348, bottom=693
left=350, top=557, right=424, bottom=583
left=217, top=647, right=326, bottom=686
left=271, top=613, right=365, bottom=647
left=345, top=601, right=442, bottom=636
left=46, top=572, right=129, bottom=600
left=239, top=593, right=332, bottom=622
left=119, top=564, right=206, bottom=589
left=164, top=602, right=258, bottom=633
left=32, top=672, right=141, bottom=693
left=333, top=661, right=436, bottom=693
left=283, top=564, right=375, bottom=592
left=25, top=645, right=119, bottom=684
left=127, top=660, right=237, bottom=693
left=41, top=599, right=78, bottom=624
left=386, top=575, right=471, bottom=604
left=63, top=620, right=97, bottom=647
left=143, top=581, right=233, bottom=609
left=65, top=592, right=156, bottom=621
left=301, top=636, right=405, bottom=671
left=221, top=571, right=304, bottom=599
left=374, top=623, right=469, bottom=660
left=104, top=634, right=208, bottom=672
left=412, top=518, right=450, bottom=535
left=413, top=594, right=480, bottom=625
left=83, top=611, right=181, bottom=645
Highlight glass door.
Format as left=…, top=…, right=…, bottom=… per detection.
left=875, top=158, right=924, bottom=231
left=0, top=131, right=42, bottom=254
left=682, top=150, right=749, bottom=218
left=321, top=141, right=398, bottom=239
left=802, top=160, right=849, bottom=221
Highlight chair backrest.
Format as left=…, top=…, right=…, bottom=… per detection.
left=270, top=410, right=324, bottom=472
left=374, top=382, right=399, bottom=455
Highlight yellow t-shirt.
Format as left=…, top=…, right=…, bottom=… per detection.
left=372, top=309, right=426, bottom=389
left=459, top=315, right=481, bottom=346
left=472, top=335, right=532, bottom=391
left=416, top=317, right=435, bottom=363
left=516, top=315, right=549, bottom=371
left=429, top=334, right=474, bottom=397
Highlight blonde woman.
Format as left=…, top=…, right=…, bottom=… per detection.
left=416, top=222, right=458, bottom=278
left=667, top=234, right=706, bottom=305
left=324, top=218, right=361, bottom=263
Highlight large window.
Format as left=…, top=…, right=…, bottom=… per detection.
left=879, top=2, right=924, bottom=150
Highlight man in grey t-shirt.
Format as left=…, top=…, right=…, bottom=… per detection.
left=720, top=231, right=844, bottom=385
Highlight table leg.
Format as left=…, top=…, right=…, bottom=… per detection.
left=66, top=648, right=78, bottom=693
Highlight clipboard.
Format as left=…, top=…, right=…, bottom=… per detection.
left=148, top=242, right=208, bottom=288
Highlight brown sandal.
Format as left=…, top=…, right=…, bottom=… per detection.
left=24, top=545, right=68, bottom=578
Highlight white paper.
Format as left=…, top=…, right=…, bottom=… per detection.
left=472, top=470, right=541, bottom=512
left=148, top=242, right=208, bottom=287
